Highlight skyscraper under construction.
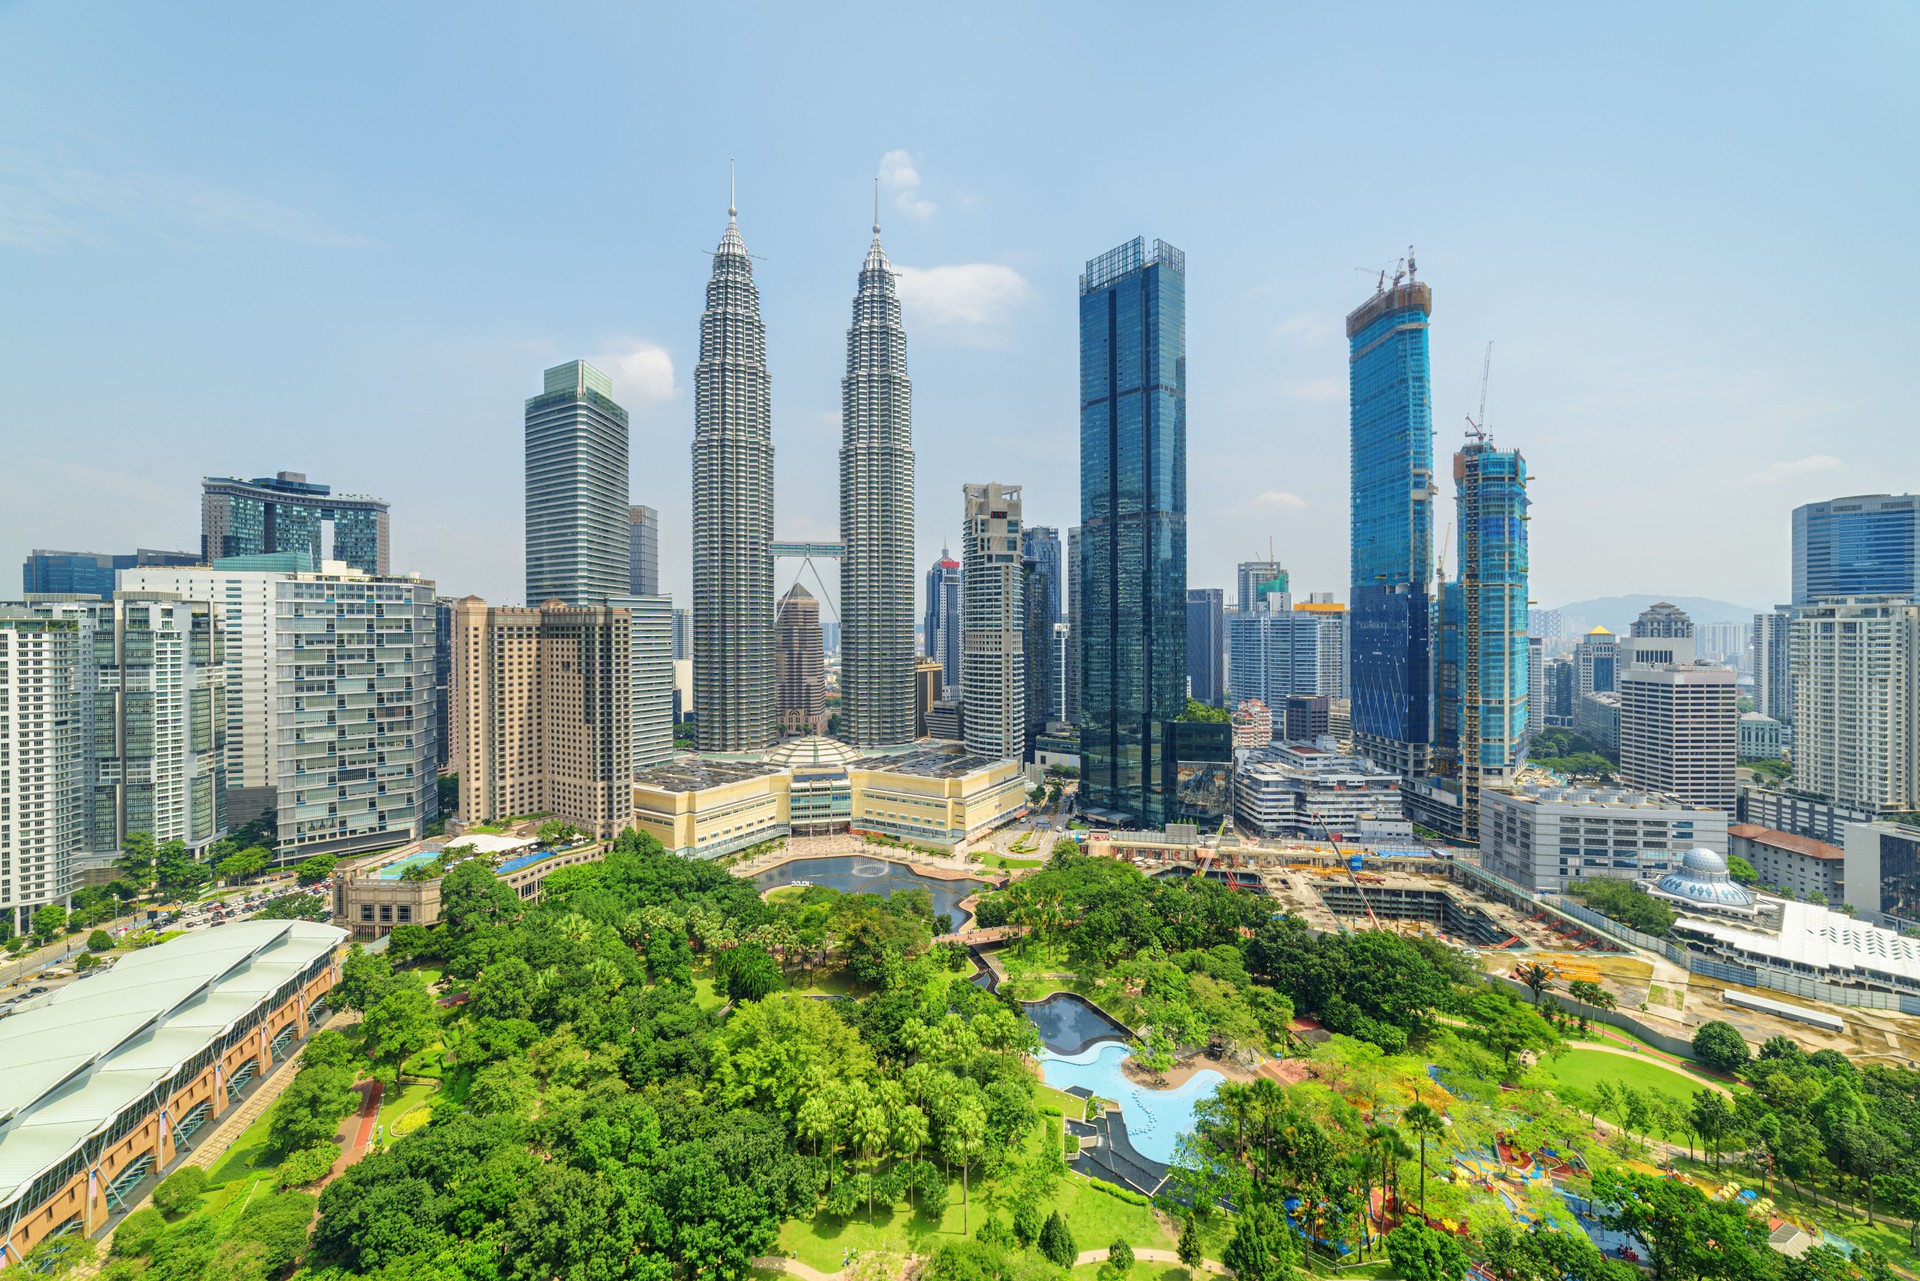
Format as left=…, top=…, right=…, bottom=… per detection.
left=691, top=198, right=776, bottom=753
left=838, top=207, right=916, bottom=746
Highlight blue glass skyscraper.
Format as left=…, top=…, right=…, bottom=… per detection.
left=1437, top=439, right=1530, bottom=840
left=1078, top=237, right=1189, bottom=826
left=1792, top=494, right=1919, bottom=605
left=1347, top=267, right=1434, bottom=776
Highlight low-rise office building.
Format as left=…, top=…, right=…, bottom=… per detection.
left=1728, top=824, right=1843, bottom=903
left=629, top=740, right=1026, bottom=858
left=1739, top=713, right=1786, bottom=762
left=331, top=833, right=603, bottom=940
left=0, top=921, right=344, bottom=1260
left=1574, top=691, right=1621, bottom=755
left=1233, top=742, right=1404, bottom=841
left=1479, top=783, right=1728, bottom=893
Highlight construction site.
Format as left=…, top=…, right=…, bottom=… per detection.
left=1083, top=828, right=1920, bottom=1067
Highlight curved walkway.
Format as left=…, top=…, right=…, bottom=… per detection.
left=752, top=1248, right=1232, bottom=1280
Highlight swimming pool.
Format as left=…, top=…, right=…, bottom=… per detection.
left=1036, top=1040, right=1224, bottom=1165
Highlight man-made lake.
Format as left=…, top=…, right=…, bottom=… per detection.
left=1036, top=1039, right=1225, bottom=1166
left=752, top=856, right=982, bottom=931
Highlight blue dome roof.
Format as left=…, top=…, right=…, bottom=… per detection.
left=1654, top=847, right=1754, bottom=911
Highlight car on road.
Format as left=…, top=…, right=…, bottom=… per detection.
left=26, top=986, right=49, bottom=996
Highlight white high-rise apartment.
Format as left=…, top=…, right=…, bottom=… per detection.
left=615, top=595, right=675, bottom=771
left=0, top=611, right=82, bottom=934
left=525, top=361, right=629, bottom=607
left=1618, top=663, right=1738, bottom=812
left=838, top=211, right=916, bottom=747
left=127, top=559, right=439, bottom=857
left=1791, top=597, right=1919, bottom=813
left=1227, top=596, right=1340, bottom=705
left=691, top=204, right=775, bottom=753
left=961, top=483, right=1025, bottom=761
left=21, top=595, right=228, bottom=868
left=122, top=559, right=288, bottom=825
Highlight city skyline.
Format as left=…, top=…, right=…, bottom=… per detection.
left=5, top=6, right=1912, bottom=617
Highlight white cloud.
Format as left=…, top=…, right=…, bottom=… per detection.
left=1253, top=490, right=1307, bottom=511
left=0, top=148, right=373, bottom=252
left=594, top=339, right=679, bottom=412
left=879, top=148, right=935, bottom=221
left=893, top=263, right=1030, bottom=344
left=1738, top=453, right=1842, bottom=486
left=1269, top=312, right=1338, bottom=349
left=1284, top=377, right=1344, bottom=404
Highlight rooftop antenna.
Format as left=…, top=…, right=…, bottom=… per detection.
left=1466, top=341, right=1492, bottom=442
left=873, top=176, right=881, bottom=236
left=729, top=157, right=736, bottom=219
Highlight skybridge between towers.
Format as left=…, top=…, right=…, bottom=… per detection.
left=773, top=540, right=843, bottom=625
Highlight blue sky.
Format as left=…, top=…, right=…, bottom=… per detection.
left=2, top=2, right=1914, bottom=615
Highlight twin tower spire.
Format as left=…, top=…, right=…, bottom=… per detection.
left=690, top=175, right=916, bottom=753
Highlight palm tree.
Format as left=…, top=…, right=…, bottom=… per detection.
left=1404, top=1102, right=1445, bottom=1217
left=1516, top=961, right=1555, bottom=1007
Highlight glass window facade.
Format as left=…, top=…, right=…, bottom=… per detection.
left=1792, top=495, right=1919, bottom=606
left=1078, top=238, right=1187, bottom=827
left=1346, top=281, right=1434, bottom=771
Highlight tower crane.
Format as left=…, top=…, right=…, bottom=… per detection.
left=1465, top=342, right=1492, bottom=442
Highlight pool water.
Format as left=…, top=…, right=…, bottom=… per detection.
left=1036, top=1040, right=1224, bottom=1165
left=752, top=856, right=982, bottom=930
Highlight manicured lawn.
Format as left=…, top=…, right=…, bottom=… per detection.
left=376, top=1080, right=436, bottom=1142
left=1531, top=1047, right=1717, bottom=1108
left=203, top=1100, right=284, bottom=1188
left=975, top=854, right=1044, bottom=870
left=693, top=972, right=725, bottom=1011
left=786, top=969, right=864, bottom=999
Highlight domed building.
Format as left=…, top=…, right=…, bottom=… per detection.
left=1650, top=847, right=1758, bottom=917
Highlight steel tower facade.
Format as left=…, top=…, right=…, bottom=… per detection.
left=691, top=207, right=776, bottom=753
left=838, top=217, right=916, bottom=746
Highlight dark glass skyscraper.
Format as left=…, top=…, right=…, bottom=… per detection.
left=1792, top=494, right=1919, bottom=605
left=1185, top=588, right=1224, bottom=706
left=1078, top=237, right=1186, bottom=827
left=1347, top=267, right=1434, bottom=776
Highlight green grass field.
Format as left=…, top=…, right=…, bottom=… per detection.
left=1531, top=1046, right=1717, bottom=1107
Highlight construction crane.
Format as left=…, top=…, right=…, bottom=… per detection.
left=1435, top=519, right=1454, bottom=585
left=1465, top=341, right=1492, bottom=442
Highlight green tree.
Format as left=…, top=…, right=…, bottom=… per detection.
left=154, top=839, right=211, bottom=899
left=296, top=853, right=338, bottom=885
left=718, top=942, right=786, bottom=1002
left=1404, top=1101, right=1445, bottom=1216
left=1038, top=1210, right=1077, bottom=1268
left=1386, top=1220, right=1469, bottom=1281
left=152, top=1165, right=209, bottom=1217
left=363, top=975, right=437, bottom=1078
left=217, top=845, right=272, bottom=884
left=276, top=1143, right=338, bottom=1188
left=31, top=903, right=68, bottom=944
left=1223, top=1202, right=1297, bottom=1281
left=1691, top=1020, right=1751, bottom=1073
left=115, top=832, right=158, bottom=896
left=1515, top=961, right=1555, bottom=1005
left=1177, top=1214, right=1206, bottom=1270
left=1727, top=855, right=1759, bottom=886
left=110, top=1207, right=167, bottom=1258
left=265, top=1060, right=359, bottom=1156
left=1109, top=1238, right=1136, bottom=1275
left=1592, top=1167, right=1772, bottom=1281
left=87, top=929, right=114, bottom=952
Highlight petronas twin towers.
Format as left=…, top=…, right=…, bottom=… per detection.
left=692, top=194, right=915, bottom=753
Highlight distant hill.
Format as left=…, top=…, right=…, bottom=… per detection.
left=1547, top=595, right=1766, bottom=636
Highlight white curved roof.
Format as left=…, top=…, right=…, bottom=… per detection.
left=0, top=920, right=344, bottom=1211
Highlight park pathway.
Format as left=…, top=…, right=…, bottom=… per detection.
left=751, top=1247, right=1232, bottom=1280
left=70, top=1010, right=360, bottom=1275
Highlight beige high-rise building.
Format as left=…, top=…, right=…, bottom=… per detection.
left=775, top=584, right=827, bottom=736
left=450, top=597, right=632, bottom=839
left=1618, top=662, right=1738, bottom=812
